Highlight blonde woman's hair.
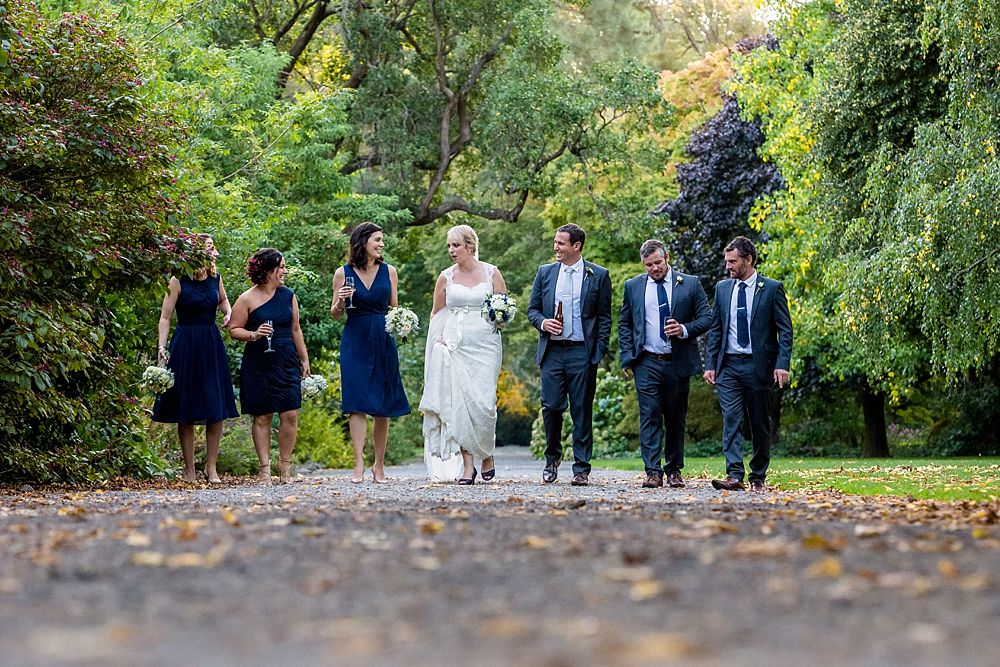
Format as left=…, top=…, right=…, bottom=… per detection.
left=447, top=224, right=479, bottom=260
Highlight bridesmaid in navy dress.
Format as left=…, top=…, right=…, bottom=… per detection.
left=331, top=222, right=410, bottom=483
left=152, top=234, right=238, bottom=483
left=228, top=248, right=311, bottom=485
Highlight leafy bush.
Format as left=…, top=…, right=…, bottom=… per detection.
left=0, top=3, right=199, bottom=482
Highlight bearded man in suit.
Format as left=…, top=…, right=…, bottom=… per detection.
left=704, top=236, right=793, bottom=492
left=527, top=224, right=612, bottom=486
left=618, top=240, right=712, bottom=489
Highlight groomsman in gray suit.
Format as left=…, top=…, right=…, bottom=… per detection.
left=704, top=236, right=793, bottom=492
left=618, top=240, right=712, bottom=489
left=527, top=224, right=612, bottom=486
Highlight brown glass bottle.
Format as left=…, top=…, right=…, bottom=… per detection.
left=555, top=301, right=564, bottom=325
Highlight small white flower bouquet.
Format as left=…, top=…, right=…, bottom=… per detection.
left=140, top=366, right=174, bottom=394
left=301, top=374, right=329, bottom=400
left=385, top=306, right=419, bottom=343
left=481, top=292, right=517, bottom=333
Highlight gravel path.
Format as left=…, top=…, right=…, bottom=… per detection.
left=2, top=446, right=998, bottom=666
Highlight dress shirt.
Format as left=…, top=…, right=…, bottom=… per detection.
left=642, top=270, right=689, bottom=354
left=552, top=258, right=585, bottom=342
left=726, top=270, right=758, bottom=354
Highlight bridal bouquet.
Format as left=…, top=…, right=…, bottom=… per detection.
left=481, top=293, right=517, bottom=333
left=385, top=306, right=419, bottom=343
left=140, top=365, right=174, bottom=394
left=301, top=374, right=329, bottom=400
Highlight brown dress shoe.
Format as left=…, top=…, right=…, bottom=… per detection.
left=571, top=472, right=589, bottom=486
left=666, top=471, right=685, bottom=488
left=711, top=477, right=746, bottom=491
left=750, top=480, right=766, bottom=493
left=642, top=472, right=663, bottom=488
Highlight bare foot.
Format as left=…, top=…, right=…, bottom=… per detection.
left=350, top=468, right=365, bottom=484
left=278, top=458, right=293, bottom=485
left=183, top=470, right=199, bottom=483
left=371, top=466, right=388, bottom=485
left=205, top=470, right=222, bottom=484
left=258, top=464, right=273, bottom=486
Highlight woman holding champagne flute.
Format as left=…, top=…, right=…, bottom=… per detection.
left=229, top=248, right=310, bottom=484
left=331, top=222, right=410, bottom=484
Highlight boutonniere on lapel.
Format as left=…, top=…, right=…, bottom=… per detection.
left=584, top=265, right=594, bottom=281
left=675, top=274, right=684, bottom=286
left=755, top=277, right=765, bottom=293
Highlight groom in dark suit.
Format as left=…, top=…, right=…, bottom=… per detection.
left=704, top=236, right=793, bottom=492
left=618, top=240, right=712, bottom=489
left=527, top=224, right=612, bottom=486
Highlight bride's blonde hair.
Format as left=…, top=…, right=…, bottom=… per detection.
left=447, top=224, right=479, bottom=260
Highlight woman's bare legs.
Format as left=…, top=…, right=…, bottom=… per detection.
left=349, top=412, right=367, bottom=482
left=277, top=409, right=298, bottom=484
left=371, top=416, right=390, bottom=483
left=251, top=414, right=273, bottom=484
left=178, top=424, right=198, bottom=482
left=205, top=421, right=223, bottom=483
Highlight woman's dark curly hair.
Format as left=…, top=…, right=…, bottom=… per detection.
left=246, top=248, right=283, bottom=285
left=348, top=222, right=383, bottom=270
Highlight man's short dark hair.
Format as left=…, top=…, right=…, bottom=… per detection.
left=557, top=223, right=586, bottom=249
left=639, top=239, right=667, bottom=259
left=725, top=235, right=758, bottom=267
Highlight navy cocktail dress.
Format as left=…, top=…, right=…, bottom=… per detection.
left=340, top=263, right=411, bottom=417
left=240, top=286, right=302, bottom=416
left=152, top=275, right=239, bottom=424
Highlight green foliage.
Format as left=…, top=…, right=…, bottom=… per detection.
left=0, top=2, right=201, bottom=482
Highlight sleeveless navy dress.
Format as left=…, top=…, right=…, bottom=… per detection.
left=340, top=263, right=411, bottom=417
left=240, top=286, right=302, bottom=415
left=152, top=275, right=238, bottom=424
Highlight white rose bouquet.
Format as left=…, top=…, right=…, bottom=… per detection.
left=385, top=306, right=420, bottom=343
left=481, top=292, right=517, bottom=333
left=140, top=366, right=174, bottom=394
left=301, top=374, right=329, bottom=400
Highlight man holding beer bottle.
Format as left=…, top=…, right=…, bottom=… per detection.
left=527, top=224, right=613, bottom=486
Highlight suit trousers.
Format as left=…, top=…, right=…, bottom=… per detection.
left=540, top=343, right=597, bottom=475
left=633, top=354, right=690, bottom=474
left=716, top=354, right=773, bottom=482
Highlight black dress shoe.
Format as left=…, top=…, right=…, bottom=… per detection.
left=642, top=472, right=663, bottom=488
left=750, top=480, right=766, bottom=493
left=542, top=460, right=560, bottom=484
left=570, top=472, right=589, bottom=486
left=666, top=471, right=685, bottom=488
left=711, top=476, right=746, bottom=491
left=481, top=457, right=496, bottom=481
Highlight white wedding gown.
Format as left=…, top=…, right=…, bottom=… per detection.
left=420, top=264, right=503, bottom=481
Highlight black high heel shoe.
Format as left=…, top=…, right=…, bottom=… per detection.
left=458, top=468, right=478, bottom=485
left=481, top=458, right=496, bottom=482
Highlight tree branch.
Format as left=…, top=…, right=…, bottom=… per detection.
left=409, top=191, right=529, bottom=226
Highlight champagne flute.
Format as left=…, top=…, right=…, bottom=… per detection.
left=265, top=319, right=274, bottom=353
left=344, top=276, right=356, bottom=309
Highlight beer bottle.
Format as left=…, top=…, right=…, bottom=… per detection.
left=555, top=301, right=564, bottom=326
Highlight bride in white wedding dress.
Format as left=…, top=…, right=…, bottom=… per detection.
left=420, top=225, right=507, bottom=483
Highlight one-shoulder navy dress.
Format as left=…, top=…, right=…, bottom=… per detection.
left=240, top=286, right=302, bottom=416
left=339, top=263, right=411, bottom=417
left=152, top=275, right=239, bottom=424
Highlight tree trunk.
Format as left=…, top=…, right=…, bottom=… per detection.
left=860, top=384, right=890, bottom=457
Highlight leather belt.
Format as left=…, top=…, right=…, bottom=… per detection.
left=645, top=352, right=673, bottom=362
left=727, top=353, right=754, bottom=359
left=550, top=339, right=585, bottom=347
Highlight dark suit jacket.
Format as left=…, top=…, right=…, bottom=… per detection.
left=527, top=261, right=612, bottom=366
left=618, top=270, right=712, bottom=377
left=705, top=275, right=793, bottom=382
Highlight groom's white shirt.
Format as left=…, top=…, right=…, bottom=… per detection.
left=552, top=258, right=584, bottom=342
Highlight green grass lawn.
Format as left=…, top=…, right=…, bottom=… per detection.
left=596, top=457, right=1000, bottom=502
